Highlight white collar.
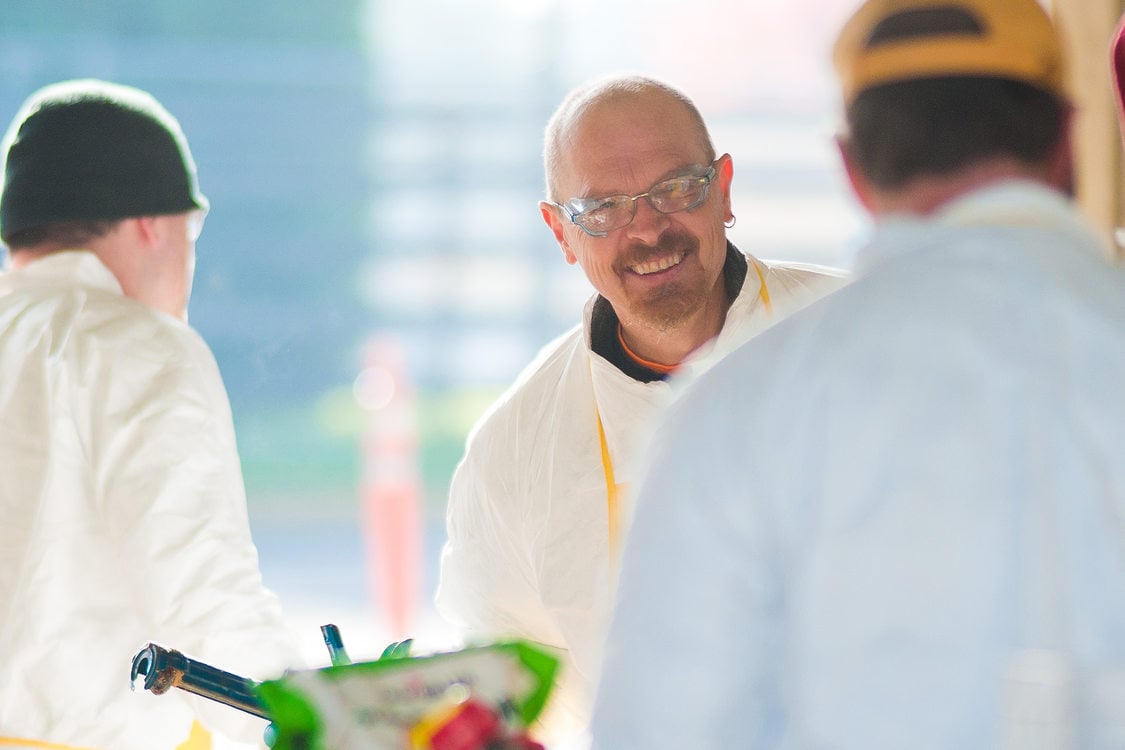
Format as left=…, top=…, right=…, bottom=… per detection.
left=856, top=180, right=1108, bottom=274
left=0, top=250, right=124, bottom=296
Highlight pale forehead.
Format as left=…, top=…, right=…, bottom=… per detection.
left=557, top=92, right=710, bottom=199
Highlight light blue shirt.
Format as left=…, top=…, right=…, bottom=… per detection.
left=592, top=181, right=1125, bottom=749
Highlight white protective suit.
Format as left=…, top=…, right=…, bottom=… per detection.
left=0, top=251, right=299, bottom=750
left=436, top=245, right=847, bottom=741
left=593, top=181, right=1125, bottom=750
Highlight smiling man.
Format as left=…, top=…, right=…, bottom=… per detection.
left=435, top=74, right=847, bottom=744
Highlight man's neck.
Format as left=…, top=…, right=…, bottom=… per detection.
left=617, top=294, right=729, bottom=368
left=869, top=159, right=1053, bottom=218
left=8, top=247, right=60, bottom=270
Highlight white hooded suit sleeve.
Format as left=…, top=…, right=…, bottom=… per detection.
left=0, top=253, right=300, bottom=749
left=435, top=399, right=563, bottom=645
left=96, top=325, right=299, bottom=741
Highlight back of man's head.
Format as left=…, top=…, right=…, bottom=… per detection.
left=833, top=0, right=1069, bottom=190
left=0, top=79, right=208, bottom=249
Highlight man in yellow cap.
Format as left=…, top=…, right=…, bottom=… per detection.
left=591, top=1, right=1125, bottom=747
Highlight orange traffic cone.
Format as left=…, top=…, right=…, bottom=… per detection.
left=356, top=333, right=423, bottom=641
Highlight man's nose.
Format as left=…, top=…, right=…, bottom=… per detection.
left=624, top=195, right=670, bottom=243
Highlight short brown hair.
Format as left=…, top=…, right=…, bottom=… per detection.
left=3, top=218, right=117, bottom=250
left=843, top=76, right=1066, bottom=189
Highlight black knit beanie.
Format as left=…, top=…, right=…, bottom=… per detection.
left=0, top=79, right=208, bottom=242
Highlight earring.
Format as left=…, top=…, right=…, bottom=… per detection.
left=724, top=216, right=737, bottom=229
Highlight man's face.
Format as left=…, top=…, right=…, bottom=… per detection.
left=542, top=94, right=733, bottom=334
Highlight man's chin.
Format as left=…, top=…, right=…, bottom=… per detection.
left=626, top=283, right=701, bottom=332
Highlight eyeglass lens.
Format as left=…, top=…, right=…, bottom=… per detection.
left=567, top=167, right=714, bottom=236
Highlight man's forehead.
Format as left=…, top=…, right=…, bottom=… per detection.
left=573, top=92, right=694, bottom=142
left=560, top=152, right=707, bottom=200
left=557, top=100, right=708, bottom=198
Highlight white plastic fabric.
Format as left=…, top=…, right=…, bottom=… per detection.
left=0, top=252, right=301, bottom=750
left=593, top=181, right=1125, bottom=750
left=435, top=250, right=847, bottom=743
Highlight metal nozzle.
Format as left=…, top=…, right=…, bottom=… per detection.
left=129, top=642, right=267, bottom=719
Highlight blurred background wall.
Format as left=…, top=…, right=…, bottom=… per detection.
left=0, top=0, right=870, bottom=663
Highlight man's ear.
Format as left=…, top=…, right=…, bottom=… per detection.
left=835, top=134, right=877, bottom=214
left=133, top=216, right=162, bottom=247
left=716, top=153, right=734, bottom=225
left=539, top=200, right=578, bottom=265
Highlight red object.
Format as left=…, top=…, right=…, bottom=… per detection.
left=427, top=700, right=502, bottom=750
left=1113, top=14, right=1125, bottom=127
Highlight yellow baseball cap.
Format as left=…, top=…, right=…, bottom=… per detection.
left=833, top=0, right=1067, bottom=106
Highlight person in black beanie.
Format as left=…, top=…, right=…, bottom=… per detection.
left=1, top=78, right=210, bottom=318
left=0, top=79, right=300, bottom=750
